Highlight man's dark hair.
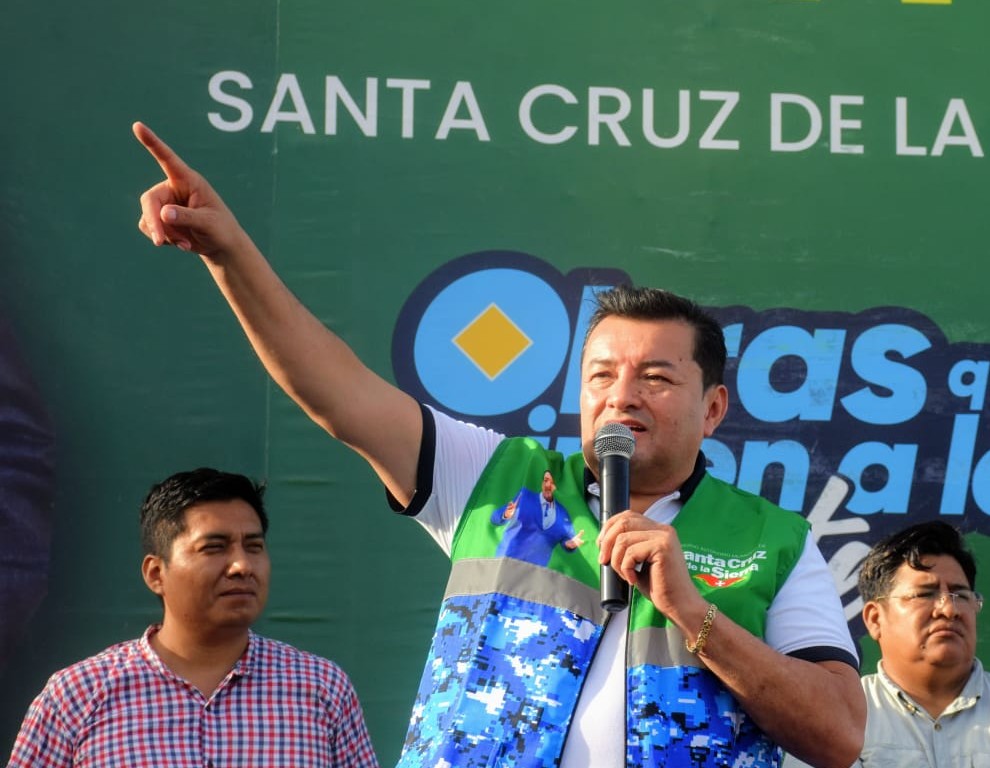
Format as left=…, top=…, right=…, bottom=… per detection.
left=858, top=520, right=977, bottom=602
left=583, top=285, right=727, bottom=390
left=139, top=467, right=267, bottom=560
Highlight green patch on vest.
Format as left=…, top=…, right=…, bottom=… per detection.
left=451, top=437, right=602, bottom=590
left=451, top=437, right=809, bottom=638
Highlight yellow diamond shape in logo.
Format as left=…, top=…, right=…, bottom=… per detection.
left=454, top=304, right=533, bottom=380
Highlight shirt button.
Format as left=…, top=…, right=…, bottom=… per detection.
left=934, top=722, right=942, bottom=731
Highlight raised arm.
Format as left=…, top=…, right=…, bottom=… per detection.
left=133, top=122, right=422, bottom=504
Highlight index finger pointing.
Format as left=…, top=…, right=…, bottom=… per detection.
left=132, top=121, right=192, bottom=182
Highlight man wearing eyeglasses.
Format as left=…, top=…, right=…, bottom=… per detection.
left=853, top=520, right=989, bottom=766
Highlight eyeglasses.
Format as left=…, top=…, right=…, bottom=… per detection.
left=878, top=589, right=984, bottom=613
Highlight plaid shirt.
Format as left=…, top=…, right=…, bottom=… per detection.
left=8, top=626, right=379, bottom=767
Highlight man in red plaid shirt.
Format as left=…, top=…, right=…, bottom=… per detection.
left=7, top=467, right=379, bottom=768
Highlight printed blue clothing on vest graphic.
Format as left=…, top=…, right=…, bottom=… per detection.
left=490, top=486, right=580, bottom=567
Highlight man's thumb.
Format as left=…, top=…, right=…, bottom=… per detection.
left=160, top=204, right=194, bottom=227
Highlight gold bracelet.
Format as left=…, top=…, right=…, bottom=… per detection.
left=685, top=603, right=718, bottom=655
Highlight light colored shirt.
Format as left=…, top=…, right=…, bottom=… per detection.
left=784, top=658, right=990, bottom=768
left=858, top=658, right=990, bottom=767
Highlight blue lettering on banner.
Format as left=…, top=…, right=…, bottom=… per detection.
left=391, top=252, right=990, bottom=622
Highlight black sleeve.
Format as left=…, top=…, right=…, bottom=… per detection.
left=786, top=645, right=860, bottom=672
left=385, top=402, right=435, bottom=517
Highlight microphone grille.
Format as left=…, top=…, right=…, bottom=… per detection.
left=593, top=423, right=635, bottom=459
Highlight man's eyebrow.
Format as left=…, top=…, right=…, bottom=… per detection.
left=583, top=355, right=613, bottom=367
left=194, top=531, right=265, bottom=543
left=583, top=356, right=679, bottom=368
left=905, top=576, right=970, bottom=590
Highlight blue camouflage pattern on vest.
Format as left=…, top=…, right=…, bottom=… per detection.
left=397, top=592, right=601, bottom=767
left=628, top=664, right=782, bottom=766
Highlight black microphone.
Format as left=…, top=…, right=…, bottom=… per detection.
left=594, top=423, right=635, bottom=613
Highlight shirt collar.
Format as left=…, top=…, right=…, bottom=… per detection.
left=139, top=624, right=166, bottom=674
left=234, top=630, right=259, bottom=677
left=139, top=624, right=258, bottom=680
left=877, top=657, right=984, bottom=717
left=954, top=657, right=985, bottom=710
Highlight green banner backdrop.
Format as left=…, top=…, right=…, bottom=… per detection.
left=3, top=1, right=989, bottom=763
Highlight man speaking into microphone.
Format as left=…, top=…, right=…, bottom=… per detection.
left=133, top=122, right=864, bottom=768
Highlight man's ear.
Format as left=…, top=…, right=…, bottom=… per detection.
left=862, top=600, right=882, bottom=642
left=142, top=554, right=165, bottom=596
left=703, top=384, right=729, bottom=437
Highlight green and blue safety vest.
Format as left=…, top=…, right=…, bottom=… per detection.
left=397, top=436, right=809, bottom=767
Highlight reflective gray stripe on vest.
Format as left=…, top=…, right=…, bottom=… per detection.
left=629, top=624, right=707, bottom=670
left=445, top=557, right=608, bottom=624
